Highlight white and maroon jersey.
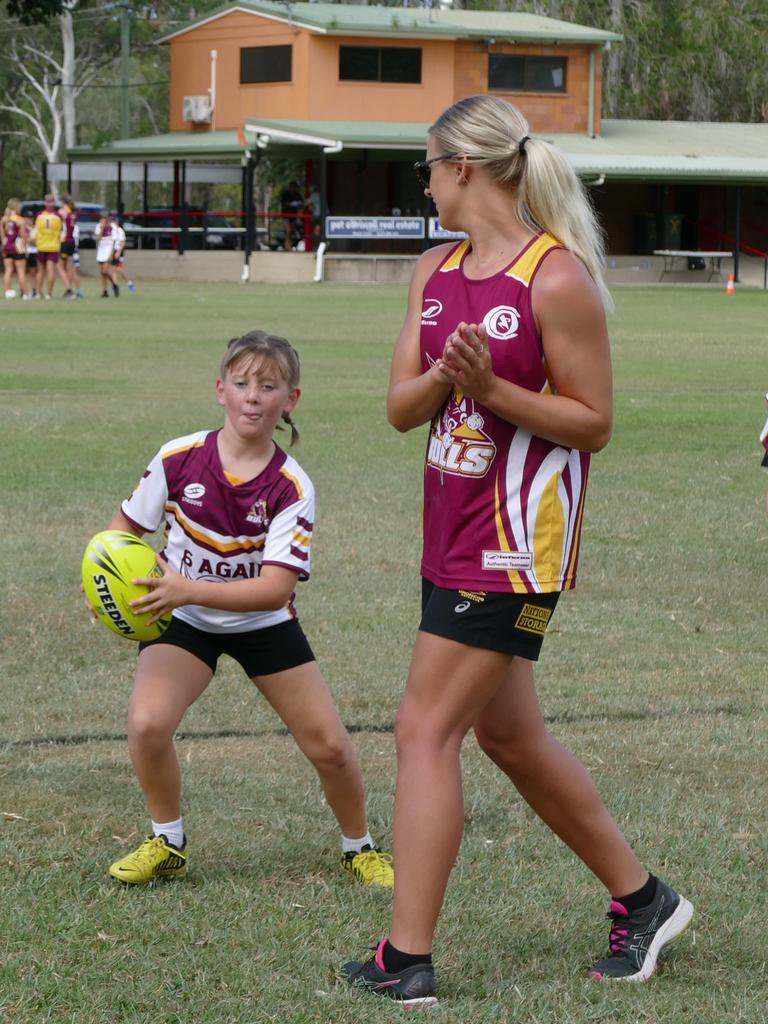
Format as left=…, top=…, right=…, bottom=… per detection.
left=419, top=233, right=591, bottom=595
left=95, top=220, right=116, bottom=261
left=121, top=429, right=314, bottom=633
left=113, top=224, right=126, bottom=254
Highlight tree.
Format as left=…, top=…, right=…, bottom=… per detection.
left=7, top=0, right=66, bottom=24
left=0, top=0, right=104, bottom=177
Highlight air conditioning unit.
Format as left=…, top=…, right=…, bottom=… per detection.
left=183, top=95, right=212, bottom=123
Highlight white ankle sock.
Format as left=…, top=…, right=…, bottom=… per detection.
left=152, top=817, right=184, bottom=849
left=342, top=831, right=374, bottom=854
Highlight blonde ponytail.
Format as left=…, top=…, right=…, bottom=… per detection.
left=429, top=95, right=612, bottom=310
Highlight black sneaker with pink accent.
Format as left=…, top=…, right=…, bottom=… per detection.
left=342, top=938, right=437, bottom=1008
left=590, top=878, right=694, bottom=981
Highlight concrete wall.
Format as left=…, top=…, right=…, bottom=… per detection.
left=79, top=248, right=763, bottom=288
left=79, top=248, right=317, bottom=284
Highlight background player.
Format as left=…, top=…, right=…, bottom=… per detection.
left=89, top=330, right=393, bottom=890
left=34, top=194, right=68, bottom=299
left=343, top=95, right=692, bottom=1007
left=761, top=392, right=768, bottom=514
left=23, top=212, right=40, bottom=298
left=94, top=212, right=119, bottom=297
left=110, top=216, right=136, bottom=292
left=58, top=194, right=83, bottom=299
left=1, top=197, right=29, bottom=299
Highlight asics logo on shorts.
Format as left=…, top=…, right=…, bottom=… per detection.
left=454, top=601, right=471, bottom=613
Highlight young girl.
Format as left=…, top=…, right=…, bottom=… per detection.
left=2, top=197, right=29, bottom=299
left=94, top=213, right=119, bottom=297
left=343, top=96, right=692, bottom=1006
left=58, top=194, right=82, bottom=299
left=98, top=330, right=393, bottom=889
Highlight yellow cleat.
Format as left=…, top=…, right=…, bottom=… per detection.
left=109, top=834, right=187, bottom=885
left=341, top=845, right=394, bottom=888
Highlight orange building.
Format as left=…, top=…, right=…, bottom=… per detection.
left=163, top=2, right=614, bottom=137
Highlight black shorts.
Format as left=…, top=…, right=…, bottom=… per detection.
left=61, top=240, right=76, bottom=257
left=3, top=251, right=25, bottom=261
left=138, top=615, right=315, bottom=677
left=420, top=579, right=560, bottom=661
left=26, top=253, right=37, bottom=269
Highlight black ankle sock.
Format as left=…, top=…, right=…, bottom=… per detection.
left=382, top=940, right=432, bottom=973
left=613, top=873, right=657, bottom=913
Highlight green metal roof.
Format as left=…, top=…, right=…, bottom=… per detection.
left=67, top=119, right=768, bottom=183
left=158, top=1, right=621, bottom=45
left=551, top=119, right=768, bottom=182
left=67, top=130, right=246, bottom=161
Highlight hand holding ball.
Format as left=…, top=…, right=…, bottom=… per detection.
left=82, top=531, right=171, bottom=641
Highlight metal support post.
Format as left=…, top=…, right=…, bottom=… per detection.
left=734, top=186, right=741, bottom=283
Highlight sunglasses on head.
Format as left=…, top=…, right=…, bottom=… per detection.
left=413, top=152, right=461, bottom=189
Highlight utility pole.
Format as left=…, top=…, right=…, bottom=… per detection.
left=120, top=4, right=130, bottom=138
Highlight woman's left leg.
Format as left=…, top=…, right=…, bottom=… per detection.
left=15, top=258, right=27, bottom=295
left=473, top=656, right=647, bottom=896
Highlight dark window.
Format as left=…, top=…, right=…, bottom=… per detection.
left=339, top=46, right=421, bottom=84
left=488, top=55, right=566, bottom=93
left=240, top=45, right=292, bottom=84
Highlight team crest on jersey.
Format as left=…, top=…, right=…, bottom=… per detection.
left=483, top=305, right=520, bottom=341
left=427, top=383, right=496, bottom=478
left=246, top=499, right=269, bottom=528
left=421, top=298, right=443, bottom=326
left=182, top=482, right=205, bottom=507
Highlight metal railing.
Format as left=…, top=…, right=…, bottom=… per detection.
left=122, top=210, right=313, bottom=254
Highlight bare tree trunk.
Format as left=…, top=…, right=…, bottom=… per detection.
left=60, top=1, right=77, bottom=154
left=603, top=0, right=625, bottom=118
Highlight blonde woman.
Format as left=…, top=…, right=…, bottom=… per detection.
left=343, top=96, right=692, bottom=1006
left=2, top=198, right=29, bottom=299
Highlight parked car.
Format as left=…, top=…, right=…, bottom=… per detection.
left=20, top=200, right=107, bottom=247
left=122, top=208, right=242, bottom=250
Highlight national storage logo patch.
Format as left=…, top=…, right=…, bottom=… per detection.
left=515, top=603, right=552, bottom=635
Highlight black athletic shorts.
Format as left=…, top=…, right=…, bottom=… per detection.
left=138, top=615, right=315, bottom=677
left=61, top=240, right=76, bottom=257
left=419, top=579, right=560, bottom=661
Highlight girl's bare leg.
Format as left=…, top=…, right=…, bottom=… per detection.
left=128, top=644, right=213, bottom=822
left=254, top=661, right=367, bottom=838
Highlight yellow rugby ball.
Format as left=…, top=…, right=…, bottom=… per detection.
left=82, top=531, right=171, bottom=642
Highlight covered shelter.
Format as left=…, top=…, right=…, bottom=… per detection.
left=59, top=1, right=768, bottom=283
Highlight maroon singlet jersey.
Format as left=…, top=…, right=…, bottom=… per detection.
left=419, top=233, right=591, bottom=594
left=61, top=208, right=77, bottom=242
left=2, top=215, right=22, bottom=256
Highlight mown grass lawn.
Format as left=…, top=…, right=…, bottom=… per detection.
left=1, top=281, right=766, bottom=1023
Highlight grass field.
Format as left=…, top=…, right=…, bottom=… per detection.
left=1, top=281, right=766, bottom=1023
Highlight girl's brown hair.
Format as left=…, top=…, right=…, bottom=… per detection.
left=221, top=330, right=301, bottom=445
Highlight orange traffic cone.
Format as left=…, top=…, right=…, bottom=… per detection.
left=725, top=274, right=736, bottom=296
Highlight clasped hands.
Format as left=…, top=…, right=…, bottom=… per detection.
left=433, top=321, right=494, bottom=402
